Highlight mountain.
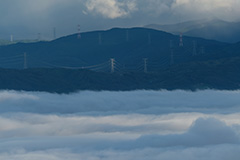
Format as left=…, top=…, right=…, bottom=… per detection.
left=0, top=39, right=39, bottom=46
left=0, top=27, right=235, bottom=72
left=0, top=27, right=240, bottom=92
left=1, top=56, right=240, bottom=93
left=145, top=19, right=240, bottom=43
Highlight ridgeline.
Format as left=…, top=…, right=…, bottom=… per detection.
left=0, top=27, right=240, bottom=93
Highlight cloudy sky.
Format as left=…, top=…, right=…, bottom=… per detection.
left=0, top=90, right=240, bottom=159
left=0, top=0, right=240, bottom=39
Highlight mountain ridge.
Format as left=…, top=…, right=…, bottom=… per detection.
left=0, top=27, right=240, bottom=92
left=0, top=27, right=235, bottom=71
left=145, top=19, right=240, bottom=43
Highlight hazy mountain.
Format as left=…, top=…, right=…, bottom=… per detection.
left=0, top=27, right=240, bottom=92
left=145, top=19, right=240, bottom=43
left=0, top=27, right=233, bottom=71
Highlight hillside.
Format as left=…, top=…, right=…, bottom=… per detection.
left=0, top=39, right=39, bottom=46
left=145, top=19, right=240, bottom=43
left=0, top=27, right=240, bottom=92
left=0, top=27, right=235, bottom=72
left=0, top=56, right=240, bottom=93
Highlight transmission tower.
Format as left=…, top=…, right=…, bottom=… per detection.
left=201, top=46, right=205, bottom=54
left=179, top=33, right=183, bottom=47
left=53, top=27, right=56, bottom=40
left=77, top=25, right=81, bottom=39
left=170, top=51, right=174, bottom=65
left=126, top=30, right=129, bottom=42
left=170, top=40, right=174, bottom=65
left=148, top=33, right=151, bottom=45
left=192, top=41, right=197, bottom=56
left=38, top=33, right=41, bottom=41
left=110, top=58, right=115, bottom=73
left=99, top=33, right=102, bottom=45
left=10, top=35, right=13, bottom=42
left=143, top=58, right=148, bottom=73
left=24, top=52, right=27, bottom=69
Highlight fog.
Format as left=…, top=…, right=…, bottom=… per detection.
left=0, top=90, right=240, bottom=159
left=1, top=90, right=240, bottom=114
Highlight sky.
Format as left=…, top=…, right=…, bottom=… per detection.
left=0, top=90, right=240, bottom=159
left=0, top=0, right=240, bottom=40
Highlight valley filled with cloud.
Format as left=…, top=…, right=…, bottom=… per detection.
left=0, top=90, right=240, bottom=159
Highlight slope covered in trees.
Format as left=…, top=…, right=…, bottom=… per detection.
left=0, top=27, right=240, bottom=92
left=0, top=56, right=240, bottom=93
left=0, top=27, right=235, bottom=71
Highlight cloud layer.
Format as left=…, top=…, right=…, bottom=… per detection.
left=0, top=116, right=239, bottom=160
left=0, top=90, right=240, bottom=159
left=1, top=90, right=240, bottom=114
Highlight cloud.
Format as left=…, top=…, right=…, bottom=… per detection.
left=136, top=118, right=240, bottom=148
left=171, top=0, right=240, bottom=21
left=0, top=118, right=239, bottom=160
left=85, top=0, right=137, bottom=19
left=0, top=113, right=196, bottom=138
left=1, top=112, right=240, bottom=138
left=1, top=90, right=240, bottom=114
left=1, top=146, right=240, bottom=160
left=0, top=118, right=239, bottom=150
left=0, top=0, right=240, bottom=39
left=0, top=90, right=240, bottom=159
left=0, top=90, right=38, bottom=102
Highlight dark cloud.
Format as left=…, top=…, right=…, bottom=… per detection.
left=0, top=0, right=239, bottom=39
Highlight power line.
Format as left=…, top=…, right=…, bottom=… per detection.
left=53, top=27, right=56, bottom=40
left=24, top=52, right=27, bottom=69
left=99, top=33, right=102, bottom=45
left=110, top=58, right=115, bottom=73
left=77, top=25, right=81, bottom=39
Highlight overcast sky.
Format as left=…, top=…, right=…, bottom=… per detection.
left=0, top=0, right=240, bottom=39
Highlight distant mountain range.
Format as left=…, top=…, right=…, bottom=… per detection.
left=0, top=39, right=38, bottom=46
left=0, top=27, right=238, bottom=71
left=145, top=19, right=240, bottom=43
left=0, top=27, right=240, bottom=92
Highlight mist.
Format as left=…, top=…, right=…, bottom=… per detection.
left=0, top=90, right=240, bottom=159
left=1, top=90, right=240, bottom=114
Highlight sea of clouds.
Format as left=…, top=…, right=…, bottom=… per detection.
left=0, top=90, right=240, bottom=160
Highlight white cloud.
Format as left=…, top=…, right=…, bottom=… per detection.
left=0, top=90, right=240, bottom=159
left=0, top=0, right=240, bottom=39
left=85, top=0, right=137, bottom=19
left=1, top=112, right=240, bottom=139
left=0, top=118, right=239, bottom=160
left=1, top=90, right=240, bottom=114
left=0, top=90, right=38, bottom=102
left=1, top=146, right=240, bottom=160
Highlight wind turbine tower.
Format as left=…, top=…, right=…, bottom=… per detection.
left=10, top=35, right=13, bottom=42
left=53, top=27, right=56, bottom=40
left=179, top=33, right=183, bottom=47
left=77, top=25, right=81, bottom=39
